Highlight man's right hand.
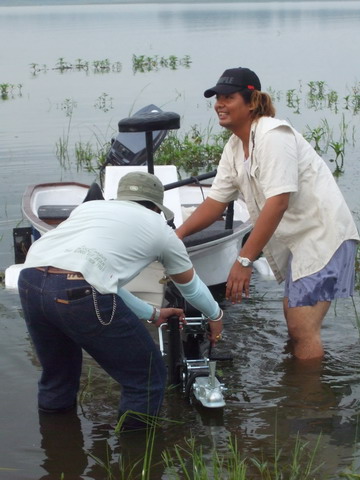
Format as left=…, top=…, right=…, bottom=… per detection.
left=207, top=318, right=224, bottom=346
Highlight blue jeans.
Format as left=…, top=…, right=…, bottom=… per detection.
left=18, top=268, right=167, bottom=425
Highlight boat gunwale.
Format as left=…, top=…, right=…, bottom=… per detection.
left=22, top=181, right=90, bottom=233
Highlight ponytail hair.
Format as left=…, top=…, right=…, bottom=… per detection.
left=241, top=89, right=276, bottom=120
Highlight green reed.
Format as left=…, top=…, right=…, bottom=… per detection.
left=155, top=124, right=231, bottom=176
left=132, top=54, right=192, bottom=73
left=30, top=57, right=123, bottom=76
left=47, top=78, right=360, bottom=176
left=87, top=429, right=327, bottom=480
left=55, top=98, right=77, bottom=166
left=0, top=82, right=23, bottom=99
left=94, top=92, right=114, bottom=112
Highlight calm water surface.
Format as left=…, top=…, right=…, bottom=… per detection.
left=0, top=2, right=360, bottom=479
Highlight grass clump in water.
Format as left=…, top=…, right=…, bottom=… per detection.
left=89, top=425, right=327, bottom=480
left=155, top=125, right=231, bottom=176
left=162, top=434, right=323, bottom=480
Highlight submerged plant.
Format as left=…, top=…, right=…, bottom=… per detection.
left=286, top=88, right=301, bottom=114
left=132, top=54, right=192, bottom=73
left=162, top=433, right=323, bottom=480
left=93, top=59, right=111, bottom=72
left=54, top=57, right=73, bottom=72
left=74, top=58, right=89, bottom=71
left=55, top=98, right=77, bottom=166
left=303, top=122, right=330, bottom=153
left=75, top=139, right=111, bottom=173
left=0, top=83, right=23, bottom=100
left=155, top=125, right=230, bottom=176
left=329, top=140, right=345, bottom=176
left=94, top=92, right=114, bottom=112
left=31, top=57, right=122, bottom=75
left=0, top=83, right=10, bottom=99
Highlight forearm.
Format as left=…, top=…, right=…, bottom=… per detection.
left=117, top=286, right=153, bottom=320
left=171, top=271, right=221, bottom=320
left=176, top=197, right=228, bottom=239
left=240, top=193, right=290, bottom=260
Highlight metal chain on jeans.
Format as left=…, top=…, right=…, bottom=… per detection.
left=91, top=287, right=116, bottom=325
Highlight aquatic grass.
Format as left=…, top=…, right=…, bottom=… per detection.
left=86, top=442, right=118, bottom=480
left=162, top=433, right=323, bottom=480
left=94, top=92, right=114, bottom=112
left=78, top=366, right=94, bottom=406
left=0, top=82, right=23, bottom=100
left=0, top=83, right=11, bottom=99
left=75, top=128, right=112, bottom=173
left=55, top=97, right=77, bottom=166
left=327, top=89, right=339, bottom=113
left=345, top=81, right=360, bottom=115
left=55, top=57, right=73, bottom=72
left=46, top=79, right=358, bottom=176
left=30, top=57, right=123, bottom=75
left=303, top=119, right=332, bottom=154
left=286, top=88, right=301, bottom=114
left=155, top=124, right=231, bottom=176
left=132, top=54, right=192, bottom=73
left=268, top=79, right=360, bottom=116
left=329, top=140, right=345, bottom=176
left=56, top=97, right=112, bottom=171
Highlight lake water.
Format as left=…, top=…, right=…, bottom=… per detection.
left=0, top=2, right=360, bottom=479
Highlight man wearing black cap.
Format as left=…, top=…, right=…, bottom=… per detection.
left=18, top=171, right=223, bottom=429
left=177, top=67, right=359, bottom=361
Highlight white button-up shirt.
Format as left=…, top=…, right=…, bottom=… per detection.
left=209, top=117, right=359, bottom=283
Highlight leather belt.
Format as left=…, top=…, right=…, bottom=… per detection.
left=36, top=267, right=84, bottom=279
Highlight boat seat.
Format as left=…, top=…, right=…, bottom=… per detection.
left=183, top=220, right=242, bottom=248
left=38, top=205, right=77, bottom=224
left=82, top=182, right=104, bottom=202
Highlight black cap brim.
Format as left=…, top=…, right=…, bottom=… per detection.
left=204, top=84, right=245, bottom=98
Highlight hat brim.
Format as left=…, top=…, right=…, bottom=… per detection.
left=204, top=84, right=244, bottom=98
left=118, top=194, right=174, bottom=221
left=154, top=202, right=174, bottom=222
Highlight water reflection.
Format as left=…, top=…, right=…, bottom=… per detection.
left=38, top=411, right=87, bottom=480
left=157, top=2, right=360, bottom=32
left=1, top=1, right=360, bottom=478
left=1, top=273, right=360, bottom=478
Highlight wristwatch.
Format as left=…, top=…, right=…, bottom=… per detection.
left=147, top=307, right=161, bottom=324
left=237, top=256, right=253, bottom=268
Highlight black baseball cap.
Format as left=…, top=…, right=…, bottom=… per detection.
left=204, top=67, right=261, bottom=98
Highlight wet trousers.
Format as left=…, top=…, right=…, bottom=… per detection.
left=18, top=267, right=167, bottom=425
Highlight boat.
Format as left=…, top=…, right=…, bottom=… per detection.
left=6, top=105, right=274, bottom=302
left=22, top=182, right=91, bottom=237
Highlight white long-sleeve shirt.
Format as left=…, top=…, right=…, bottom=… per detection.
left=209, top=116, right=359, bottom=283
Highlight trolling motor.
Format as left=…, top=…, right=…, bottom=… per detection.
left=158, top=283, right=232, bottom=409
left=100, top=104, right=180, bottom=188
left=158, top=316, right=231, bottom=408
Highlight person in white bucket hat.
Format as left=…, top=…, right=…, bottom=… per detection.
left=18, top=171, right=223, bottom=430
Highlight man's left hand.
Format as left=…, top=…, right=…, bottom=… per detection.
left=155, top=308, right=186, bottom=328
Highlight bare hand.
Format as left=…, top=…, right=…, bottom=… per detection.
left=207, top=319, right=223, bottom=346
left=154, top=307, right=186, bottom=328
left=225, top=261, right=253, bottom=304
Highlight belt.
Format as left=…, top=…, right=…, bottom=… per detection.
left=36, top=267, right=84, bottom=280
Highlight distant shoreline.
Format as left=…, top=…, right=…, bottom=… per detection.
left=0, top=0, right=342, bottom=6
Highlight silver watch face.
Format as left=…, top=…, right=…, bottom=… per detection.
left=239, top=257, right=252, bottom=267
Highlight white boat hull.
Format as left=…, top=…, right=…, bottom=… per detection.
left=10, top=166, right=273, bottom=305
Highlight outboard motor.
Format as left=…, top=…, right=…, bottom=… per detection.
left=105, top=104, right=168, bottom=167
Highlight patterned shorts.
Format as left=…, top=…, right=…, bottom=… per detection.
left=284, top=240, right=358, bottom=307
